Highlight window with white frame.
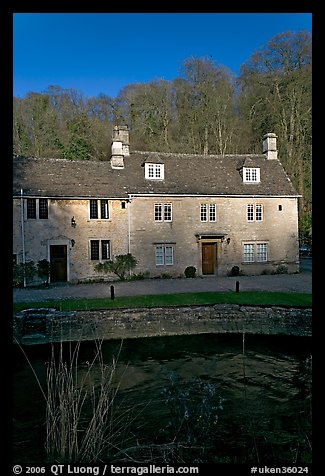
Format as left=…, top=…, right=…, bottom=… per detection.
left=154, top=203, right=172, bottom=222
left=200, top=204, right=207, bottom=222
left=247, top=204, right=263, bottom=221
left=247, top=204, right=254, bottom=221
left=209, top=204, right=216, bottom=221
left=155, top=245, right=174, bottom=266
left=154, top=203, right=162, bottom=221
left=200, top=203, right=216, bottom=222
left=90, top=239, right=111, bottom=260
left=243, top=167, right=260, bottom=183
left=89, top=199, right=110, bottom=219
left=164, top=203, right=172, bottom=221
left=243, top=243, right=255, bottom=262
left=243, top=242, right=268, bottom=263
left=255, top=204, right=263, bottom=221
left=256, top=243, right=268, bottom=262
left=145, top=163, right=164, bottom=180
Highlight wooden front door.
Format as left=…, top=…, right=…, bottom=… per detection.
left=50, top=245, right=67, bottom=282
left=202, top=243, right=216, bottom=275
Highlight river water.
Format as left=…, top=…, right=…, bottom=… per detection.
left=13, top=333, right=312, bottom=465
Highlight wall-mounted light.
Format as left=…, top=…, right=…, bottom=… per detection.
left=71, top=217, right=76, bottom=228
left=226, top=237, right=231, bottom=245
left=71, top=239, right=75, bottom=247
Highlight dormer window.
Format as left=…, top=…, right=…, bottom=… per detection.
left=243, top=167, right=260, bottom=183
left=145, top=163, right=164, bottom=180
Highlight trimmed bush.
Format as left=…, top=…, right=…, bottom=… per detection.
left=185, top=266, right=196, bottom=278
left=230, top=265, right=240, bottom=276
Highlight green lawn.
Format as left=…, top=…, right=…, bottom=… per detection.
left=13, top=291, right=311, bottom=313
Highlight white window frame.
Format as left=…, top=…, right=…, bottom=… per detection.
left=243, top=242, right=268, bottom=263
left=247, top=204, right=263, bottom=222
left=154, top=202, right=172, bottom=222
left=243, top=167, right=260, bottom=183
left=256, top=243, right=268, bottom=262
left=247, top=204, right=254, bottom=221
left=164, top=203, right=172, bottom=222
left=255, top=204, right=263, bottom=221
left=209, top=204, right=216, bottom=222
left=243, top=243, right=255, bottom=263
left=145, top=163, right=165, bottom=180
left=200, top=204, right=208, bottom=222
left=200, top=203, right=216, bottom=222
left=154, top=203, right=162, bottom=221
left=155, top=245, right=174, bottom=266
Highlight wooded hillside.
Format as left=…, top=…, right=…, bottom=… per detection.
left=13, top=31, right=312, bottom=244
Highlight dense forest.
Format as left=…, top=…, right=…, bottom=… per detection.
left=13, top=31, right=312, bottom=244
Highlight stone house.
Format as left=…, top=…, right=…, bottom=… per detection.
left=13, top=126, right=300, bottom=282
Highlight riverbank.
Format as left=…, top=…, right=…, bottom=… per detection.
left=14, top=303, right=312, bottom=345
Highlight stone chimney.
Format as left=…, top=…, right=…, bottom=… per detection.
left=262, top=133, right=278, bottom=160
left=110, top=125, right=130, bottom=169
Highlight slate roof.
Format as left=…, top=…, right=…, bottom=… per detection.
left=13, top=151, right=299, bottom=199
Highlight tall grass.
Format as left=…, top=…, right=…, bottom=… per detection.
left=45, top=339, right=125, bottom=462
left=15, top=335, right=139, bottom=463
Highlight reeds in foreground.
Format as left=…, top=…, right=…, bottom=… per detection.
left=45, top=339, right=124, bottom=463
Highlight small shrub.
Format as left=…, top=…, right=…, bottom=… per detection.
left=275, top=264, right=288, bottom=274
left=37, top=259, right=50, bottom=286
left=129, top=271, right=150, bottom=281
left=261, top=269, right=271, bottom=275
left=230, top=265, right=240, bottom=276
left=94, top=253, right=138, bottom=281
left=13, top=260, right=37, bottom=287
left=161, top=272, right=173, bottom=279
left=184, top=266, right=196, bottom=278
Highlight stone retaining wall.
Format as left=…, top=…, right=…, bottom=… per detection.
left=14, top=304, right=312, bottom=345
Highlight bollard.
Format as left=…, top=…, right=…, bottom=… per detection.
left=110, top=285, right=115, bottom=300
left=236, top=281, right=240, bottom=293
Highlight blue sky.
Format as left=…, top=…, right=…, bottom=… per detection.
left=13, top=12, right=312, bottom=99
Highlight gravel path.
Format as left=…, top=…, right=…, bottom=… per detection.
left=13, top=260, right=312, bottom=303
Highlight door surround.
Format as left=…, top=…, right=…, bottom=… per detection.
left=196, top=234, right=226, bottom=276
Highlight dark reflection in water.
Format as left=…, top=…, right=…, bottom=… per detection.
left=13, top=333, right=312, bottom=464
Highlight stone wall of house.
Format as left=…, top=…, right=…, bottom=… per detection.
left=13, top=193, right=299, bottom=283
left=130, top=196, right=299, bottom=277
left=13, top=198, right=129, bottom=282
left=14, top=304, right=312, bottom=345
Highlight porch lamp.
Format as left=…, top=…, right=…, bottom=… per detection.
left=71, top=216, right=76, bottom=228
